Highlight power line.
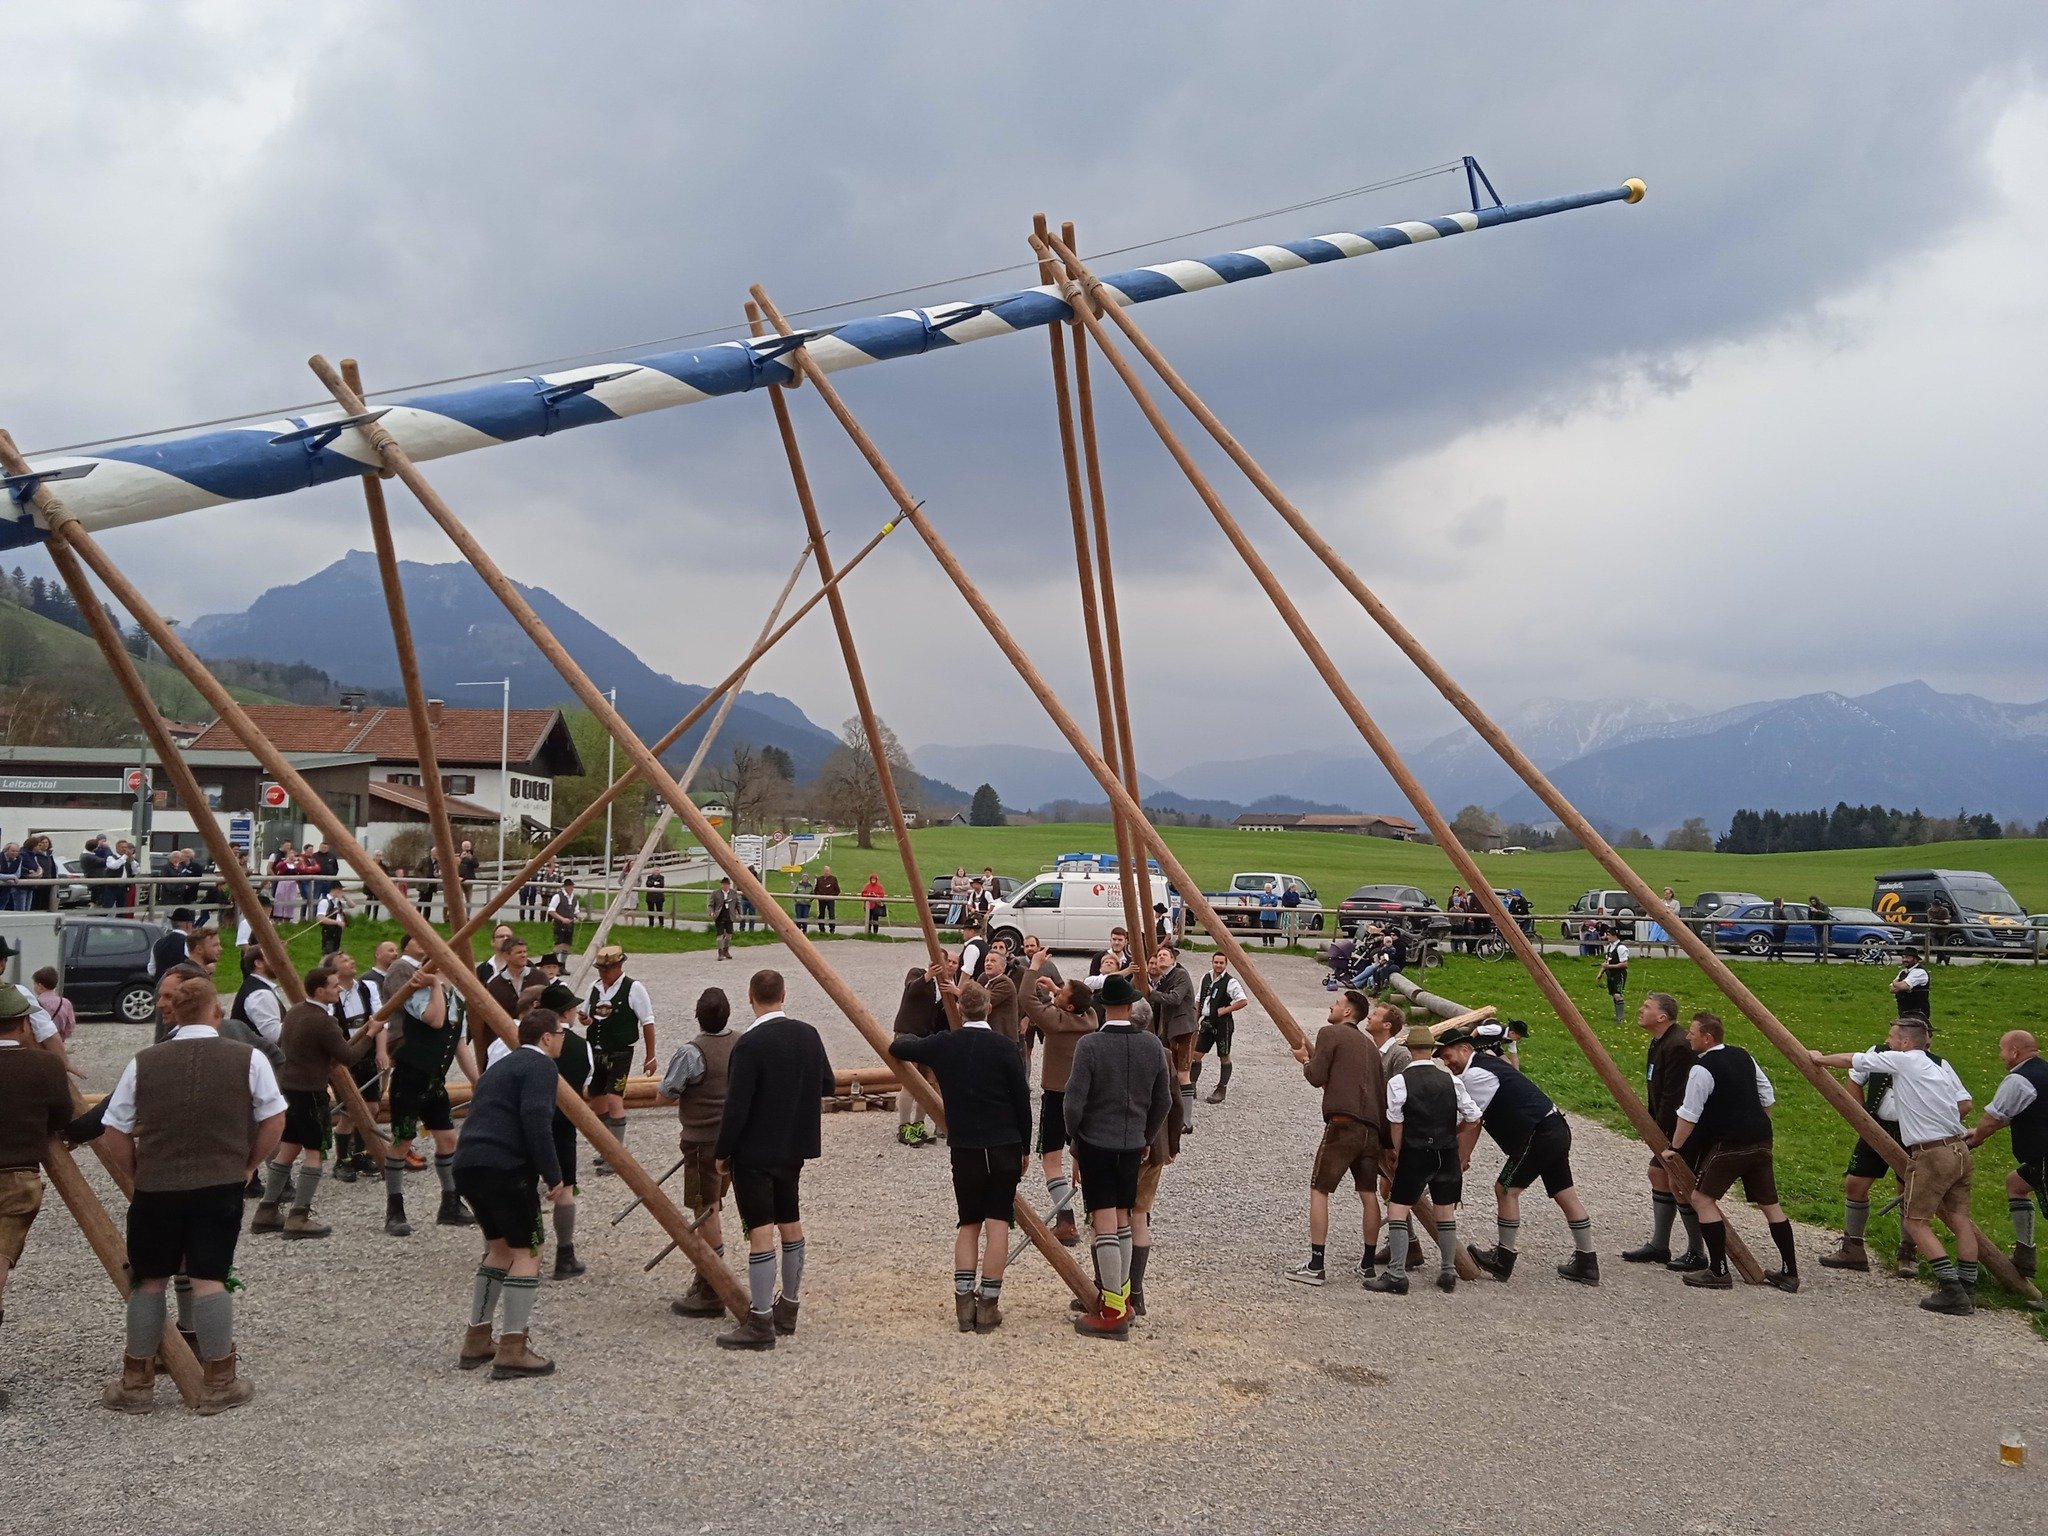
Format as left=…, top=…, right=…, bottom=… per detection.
left=24, top=160, right=1462, bottom=457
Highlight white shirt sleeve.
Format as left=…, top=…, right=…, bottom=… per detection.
left=1615, top=944, right=1630, bottom=965
left=102, top=1060, right=142, bottom=1134
left=28, top=998, right=57, bottom=1044
left=1461, top=1068, right=1500, bottom=1117
left=1902, top=966, right=1929, bottom=990
left=629, top=980, right=655, bottom=1028
left=1386, top=1072, right=1408, bottom=1123
left=1754, top=1061, right=1775, bottom=1108
left=1452, top=1073, right=1482, bottom=1124
left=1227, top=978, right=1248, bottom=1007
left=1937, top=1060, right=1969, bottom=1103
left=1987, top=1072, right=2040, bottom=1123
left=486, top=1037, right=510, bottom=1069
left=244, top=984, right=283, bottom=1044
left=1677, top=1061, right=1716, bottom=1124
left=248, top=1052, right=287, bottom=1120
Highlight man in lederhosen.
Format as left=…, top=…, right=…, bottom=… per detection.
left=1364, top=1025, right=1479, bottom=1297
left=586, top=944, right=656, bottom=1175
left=1621, top=991, right=1708, bottom=1272
left=1969, top=1029, right=2047, bottom=1279
left=1663, top=1012, right=1799, bottom=1293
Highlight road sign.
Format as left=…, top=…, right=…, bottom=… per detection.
left=259, top=781, right=290, bottom=810
left=124, top=767, right=150, bottom=793
left=228, top=812, right=255, bottom=851
left=733, top=834, right=766, bottom=873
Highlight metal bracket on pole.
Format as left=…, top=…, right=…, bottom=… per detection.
left=1463, top=154, right=1504, bottom=213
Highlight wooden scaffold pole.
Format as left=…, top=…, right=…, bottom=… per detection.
left=1031, top=231, right=1764, bottom=1284
left=305, top=356, right=1099, bottom=1308
left=1037, top=229, right=2032, bottom=1300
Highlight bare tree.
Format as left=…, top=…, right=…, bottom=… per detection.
left=816, top=715, right=916, bottom=850
left=715, top=743, right=785, bottom=837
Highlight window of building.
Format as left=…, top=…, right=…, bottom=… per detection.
left=442, top=774, right=476, bottom=796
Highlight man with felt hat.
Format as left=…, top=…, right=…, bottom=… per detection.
left=1365, top=1024, right=1480, bottom=1296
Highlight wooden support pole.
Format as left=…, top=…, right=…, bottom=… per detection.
left=1032, top=216, right=1151, bottom=982
left=1035, top=232, right=1766, bottom=1286
left=1040, top=231, right=2027, bottom=1299
left=42, top=1135, right=203, bottom=1407
left=305, top=356, right=1097, bottom=1309
left=746, top=286, right=1310, bottom=1055
left=342, top=358, right=471, bottom=943
left=746, top=304, right=957, bottom=1016
left=572, top=537, right=814, bottom=986
left=368, top=515, right=898, bottom=1024
left=9, top=458, right=753, bottom=1321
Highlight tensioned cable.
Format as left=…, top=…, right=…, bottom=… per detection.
left=24, top=160, right=1461, bottom=456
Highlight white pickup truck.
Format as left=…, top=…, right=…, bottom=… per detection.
left=1198, top=872, right=1324, bottom=935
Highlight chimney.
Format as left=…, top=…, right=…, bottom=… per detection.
left=426, top=698, right=444, bottom=728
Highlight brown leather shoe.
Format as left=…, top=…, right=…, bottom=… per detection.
left=974, top=1296, right=1003, bottom=1333
left=1053, top=1212, right=1079, bottom=1247
left=281, top=1209, right=331, bottom=1240
left=669, top=1275, right=725, bottom=1318
left=1893, top=1243, right=1919, bottom=1279
left=458, top=1323, right=496, bottom=1370
left=715, top=1309, right=777, bottom=1351
left=195, top=1348, right=255, bottom=1415
left=1073, top=1305, right=1130, bottom=1340
left=1682, top=1267, right=1734, bottom=1290
left=956, top=1292, right=976, bottom=1332
left=249, top=1202, right=284, bottom=1235
left=101, top=1354, right=156, bottom=1414
left=1816, top=1236, right=1868, bottom=1272
left=489, top=1332, right=557, bottom=1379
left=772, top=1297, right=799, bottom=1336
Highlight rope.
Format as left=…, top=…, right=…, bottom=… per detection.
left=22, top=161, right=1462, bottom=457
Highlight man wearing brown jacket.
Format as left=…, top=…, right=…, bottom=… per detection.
left=1622, top=991, right=1707, bottom=1272
left=252, top=966, right=384, bottom=1240
left=1288, top=989, right=1389, bottom=1285
left=101, top=975, right=285, bottom=1414
left=1022, top=975, right=1097, bottom=1246
left=0, top=985, right=76, bottom=1400
left=660, top=987, right=746, bottom=1319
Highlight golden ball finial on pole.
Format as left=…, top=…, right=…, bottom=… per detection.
left=1624, top=177, right=1647, bottom=203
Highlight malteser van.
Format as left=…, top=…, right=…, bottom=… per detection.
left=988, top=865, right=1177, bottom=956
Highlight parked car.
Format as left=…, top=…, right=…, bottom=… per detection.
left=0, top=911, right=165, bottom=1022
left=1561, top=890, right=1640, bottom=941
left=52, top=857, right=95, bottom=909
left=1201, top=872, right=1326, bottom=935
left=1872, top=869, right=2033, bottom=954
left=1710, top=901, right=1905, bottom=963
left=1683, top=891, right=1765, bottom=921
left=1337, top=884, right=1443, bottom=939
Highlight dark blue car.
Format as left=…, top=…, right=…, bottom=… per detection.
left=1711, top=902, right=1904, bottom=963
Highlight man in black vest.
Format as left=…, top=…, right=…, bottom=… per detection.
left=1190, top=952, right=1247, bottom=1110
left=1969, top=1029, right=2047, bottom=1279
left=713, top=970, right=833, bottom=1351
left=1662, top=1012, right=1799, bottom=1292
left=1819, top=1014, right=1967, bottom=1277
left=1889, top=948, right=1931, bottom=1019
left=1365, top=1026, right=1480, bottom=1296
left=381, top=945, right=479, bottom=1236
left=150, top=908, right=202, bottom=980
left=226, top=948, right=285, bottom=1071
left=1438, top=1026, right=1599, bottom=1285
left=586, top=944, right=656, bottom=1174
left=1596, top=930, right=1630, bottom=1024
left=99, top=974, right=285, bottom=1414
left=660, top=986, right=744, bottom=1317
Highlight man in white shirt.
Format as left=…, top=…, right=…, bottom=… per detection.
left=1813, top=1018, right=1979, bottom=1314
left=1968, top=1030, right=2046, bottom=1279
left=1597, top=932, right=1630, bottom=1024
left=1663, top=1012, right=1798, bottom=1292
left=1889, top=950, right=1932, bottom=1019
left=329, top=951, right=384, bottom=1182
left=1365, top=1027, right=1481, bottom=1297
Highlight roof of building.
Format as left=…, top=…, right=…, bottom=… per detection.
left=1234, top=812, right=1303, bottom=825
left=1294, top=812, right=1420, bottom=831
left=188, top=704, right=584, bottom=775
left=0, top=744, right=375, bottom=772
left=367, top=781, right=500, bottom=822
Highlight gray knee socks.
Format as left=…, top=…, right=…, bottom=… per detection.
left=292, top=1163, right=323, bottom=1213
left=125, top=1289, right=165, bottom=1359
left=192, top=1290, right=234, bottom=1361
left=434, top=1151, right=457, bottom=1195
left=499, top=1275, right=538, bottom=1336
left=262, top=1158, right=292, bottom=1205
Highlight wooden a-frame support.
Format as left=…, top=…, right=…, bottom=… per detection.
left=304, top=356, right=1101, bottom=1310
left=1037, top=228, right=2034, bottom=1300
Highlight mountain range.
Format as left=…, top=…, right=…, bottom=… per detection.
left=183, top=553, right=967, bottom=800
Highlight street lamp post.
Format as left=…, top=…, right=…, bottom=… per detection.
left=454, top=678, right=511, bottom=878
left=603, top=686, right=617, bottom=907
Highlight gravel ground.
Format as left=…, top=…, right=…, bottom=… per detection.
left=5, top=940, right=2039, bottom=1534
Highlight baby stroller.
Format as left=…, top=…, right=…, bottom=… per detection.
left=1321, top=935, right=1359, bottom=990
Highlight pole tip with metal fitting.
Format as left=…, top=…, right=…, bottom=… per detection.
left=1623, top=178, right=1647, bottom=204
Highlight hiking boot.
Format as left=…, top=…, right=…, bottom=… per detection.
left=1128, top=1287, right=1146, bottom=1317
left=1918, top=1280, right=1975, bottom=1316
left=1285, top=1260, right=1326, bottom=1287
left=1361, top=1271, right=1409, bottom=1296
left=1817, top=1236, right=1869, bottom=1272
left=1054, top=1212, right=1080, bottom=1247
left=385, top=1197, right=411, bottom=1238
left=249, top=1202, right=284, bottom=1235
left=552, top=1245, right=586, bottom=1279
left=282, top=1209, right=331, bottom=1240
left=244, top=1173, right=264, bottom=1200
left=1436, top=1271, right=1457, bottom=1293
left=1372, top=1244, right=1390, bottom=1267
left=489, top=1333, right=557, bottom=1378
left=1619, top=1241, right=1671, bottom=1264
left=436, top=1193, right=476, bottom=1227
left=669, top=1274, right=725, bottom=1318
left=331, top=1160, right=358, bottom=1184
left=1893, top=1242, right=1918, bottom=1279
left=1206, top=1085, right=1227, bottom=1105
left=195, top=1348, right=255, bottom=1415
left=1682, top=1267, right=1733, bottom=1290
left=1557, top=1252, right=1601, bottom=1287
left=1664, top=1251, right=1709, bottom=1273
left=974, top=1296, right=1004, bottom=1333
left=716, top=1310, right=777, bottom=1351
left=772, top=1297, right=799, bottom=1336
left=957, top=1292, right=977, bottom=1332
left=1469, top=1245, right=1517, bottom=1281
left=1765, top=1267, right=1801, bottom=1294
left=2016, top=1242, right=2038, bottom=1279
left=1406, top=1243, right=1427, bottom=1272
left=1073, top=1305, right=1130, bottom=1339
left=458, top=1323, right=496, bottom=1370
left=101, top=1354, right=156, bottom=1414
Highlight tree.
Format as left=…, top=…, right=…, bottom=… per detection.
left=815, top=715, right=916, bottom=850
left=759, top=744, right=795, bottom=783
left=1448, top=804, right=1503, bottom=850
left=969, top=783, right=1006, bottom=826
left=715, top=743, right=783, bottom=836
left=1661, top=817, right=1714, bottom=852
left=549, top=707, right=659, bottom=856
left=1617, top=827, right=1655, bottom=850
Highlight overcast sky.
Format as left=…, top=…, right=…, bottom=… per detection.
left=6, top=3, right=2043, bottom=775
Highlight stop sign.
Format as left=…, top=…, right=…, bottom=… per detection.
left=259, top=781, right=290, bottom=810
left=124, top=767, right=147, bottom=793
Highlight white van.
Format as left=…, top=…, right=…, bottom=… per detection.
left=988, top=869, right=1176, bottom=956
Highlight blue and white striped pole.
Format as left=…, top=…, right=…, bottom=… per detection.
left=1, top=178, right=1643, bottom=550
